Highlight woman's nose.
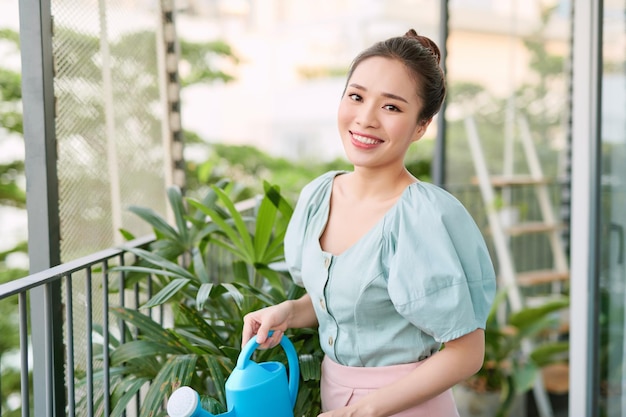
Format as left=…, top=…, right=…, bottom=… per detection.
left=356, top=104, right=379, bottom=128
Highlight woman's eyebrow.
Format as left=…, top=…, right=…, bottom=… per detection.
left=347, top=83, right=408, bottom=104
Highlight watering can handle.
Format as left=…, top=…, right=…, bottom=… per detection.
left=237, top=331, right=300, bottom=408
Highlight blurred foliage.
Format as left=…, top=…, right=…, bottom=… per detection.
left=186, top=143, right=350, bottom=203
left=185, top=140, right=434, bottom=204
left=179, top=39, right=239, bottom=86
left=0, top=29, right=25, bottom=208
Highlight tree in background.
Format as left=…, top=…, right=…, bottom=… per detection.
left=0, top=28, right=26, bottom=228
left=445, top=4, right=567, bottom=185
left=0, top=27, right=27, bottom=417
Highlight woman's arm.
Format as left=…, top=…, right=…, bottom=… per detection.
left=242, top=294, right=318, bottom=349
left=319, top=329, right=485, bottom=417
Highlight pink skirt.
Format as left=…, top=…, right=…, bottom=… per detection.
left=321, top=356, right=460, bottom=417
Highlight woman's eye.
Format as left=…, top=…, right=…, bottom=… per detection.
left=383, top=104, right=400, bottom=112
left=348, top=93, right=362, bottom=102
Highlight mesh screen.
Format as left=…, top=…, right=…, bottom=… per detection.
left=51, top=0, right=170, bottom=261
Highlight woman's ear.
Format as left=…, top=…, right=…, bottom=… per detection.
left=412, top=118, right=432, bottom=142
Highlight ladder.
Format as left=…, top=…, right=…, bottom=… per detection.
left=464, top=114, right=570, bottom=417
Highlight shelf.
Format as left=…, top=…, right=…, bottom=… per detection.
left=517, top=270, right=570, bottom=286
left=505, top=222, right=564, bottom=236
left=472, top=175, right=551, bottom=187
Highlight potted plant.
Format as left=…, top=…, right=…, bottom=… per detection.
left=80, top=182, right=323, bottom=417
left=454, top=289, right=569, bottom=417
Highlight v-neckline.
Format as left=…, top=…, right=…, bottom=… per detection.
left=317, top=172, right=417, bottom=257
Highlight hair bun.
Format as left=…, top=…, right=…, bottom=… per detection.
left=404, top=29, right=442, bottom=64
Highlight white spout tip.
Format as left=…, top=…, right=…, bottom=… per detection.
left=167, top=386, right=199, bottom=417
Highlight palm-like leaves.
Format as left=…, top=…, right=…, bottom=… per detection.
left=89, top=182, right=322, bottom=417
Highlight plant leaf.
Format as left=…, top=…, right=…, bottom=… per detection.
left=192, top=247, right=210, bottom=284
left=167, top=186, right=190, bottom=244
left=111, top=307, right=186, bottom=349
left=109, top=377, right=150, bottom=417
left=115, top=247, right=196, bottom=280
left=253, top=193, right=277, bottom=259
left=213, top=186, right=256, bottom=259
left=128, top=205, right=179, bottom=241
left=196, top=282, right=214, bottom=310
left=188, top=198, right=251, bottom=262
left=109, top=340, right=184, bottom=365
left=138, top=354, right=198, bottom=417
left=141, top=278, right=191, bottom=309
left=205, top=354, right=228, bottom=407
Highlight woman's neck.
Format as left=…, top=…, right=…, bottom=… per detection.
left=339, top=166, right=417, bottom=202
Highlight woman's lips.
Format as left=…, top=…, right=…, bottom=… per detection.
left=350, top=131, right=383, bottom=147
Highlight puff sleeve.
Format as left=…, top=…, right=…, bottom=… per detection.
left=386, top=184, right=496, bottom=343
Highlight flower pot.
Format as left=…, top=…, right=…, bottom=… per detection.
left=453, top=384, right=526, bottom=417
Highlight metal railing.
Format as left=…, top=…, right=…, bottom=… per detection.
left=0, top=235, right=158, bottom=417
left=0, top=197, right=259, bottom=417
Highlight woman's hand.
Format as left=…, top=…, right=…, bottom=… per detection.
left=242, top=301, right=293, bottom=349
left=241, top=294, right=318, bottom=349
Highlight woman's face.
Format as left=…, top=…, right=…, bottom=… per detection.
left=337, top=56, right=429, bottom=171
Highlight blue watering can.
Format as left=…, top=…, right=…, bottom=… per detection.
left=167, top=333, right=299, bottom=417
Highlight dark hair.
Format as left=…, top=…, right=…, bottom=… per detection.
left=344, top=29, right=446, bottom=124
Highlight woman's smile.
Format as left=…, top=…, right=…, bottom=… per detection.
left=351, top=131, right=384, bottom=148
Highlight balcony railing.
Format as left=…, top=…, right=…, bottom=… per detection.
left=0, top=235, right=160, bottom=417
left=0, top=196, right=259, bottom=417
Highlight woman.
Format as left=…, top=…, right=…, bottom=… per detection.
left=242, top=29, right=496, bottom=417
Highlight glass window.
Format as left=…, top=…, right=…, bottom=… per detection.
left=599, top=0, right=626, bottom=415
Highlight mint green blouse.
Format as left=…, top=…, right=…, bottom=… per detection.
left=284, top=171, right=496, bottom=367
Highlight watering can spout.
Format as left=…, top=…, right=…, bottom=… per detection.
left=167, top=386, right=239, bottom=417
left=166, top=386, right=215, bottom=417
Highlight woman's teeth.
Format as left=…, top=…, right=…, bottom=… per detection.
left=353, top=134, right=381, bottom=145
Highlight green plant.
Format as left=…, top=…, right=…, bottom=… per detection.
left=464, top=289, right=569, bottom=417
left=85, top=181, right=322, bottom=417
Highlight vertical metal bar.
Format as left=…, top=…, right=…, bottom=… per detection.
left=433, top=0, right=449, bottom=187
left=43, top=284, right=55, bottom=416
left=86, top=268, right=94, bottom=417
left=134, top=280, right=140, bottom=414
left=118, top=253, right=126, bottom=344
left=18, top=0, right=63, bottom=413
left=134, top=281, right=140, bottom=314
left=570, top=0, right=603, bottom=415
left=19, top=292, right=29, bottom=417
left=117, top=255, right=127, bottom=417
left=148, top=274, right=153, bottom=319
left=65, top=274, right=76, bottom=416
left=103, top=261, right=111, bottom=416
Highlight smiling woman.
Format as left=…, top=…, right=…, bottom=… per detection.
left=241, top=29, right=496, bottom=417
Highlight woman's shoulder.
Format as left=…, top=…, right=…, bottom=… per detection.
left=384, top=181, right=481, bottom=237
left=298, top=170, right=346, bottom=202
left=401, top=181, right=468, bottom=214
